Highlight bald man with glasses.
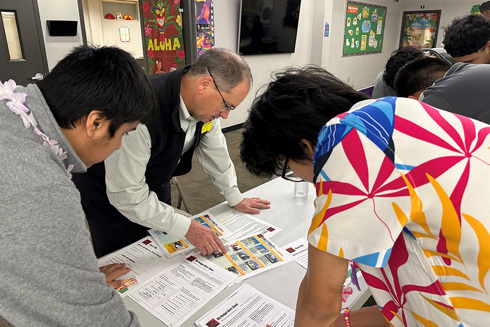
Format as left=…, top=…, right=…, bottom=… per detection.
left=73, top=48, right=270, bottom=258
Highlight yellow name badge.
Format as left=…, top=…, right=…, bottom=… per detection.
left=201, top=120, right=213, bottom=133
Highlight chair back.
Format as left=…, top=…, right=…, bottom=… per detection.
left=421, top=48, right=455, bottom=65
left=358, top=85, right=374, bottom=97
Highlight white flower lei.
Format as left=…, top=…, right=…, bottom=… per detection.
left=0, top=79, right=74, bottom=178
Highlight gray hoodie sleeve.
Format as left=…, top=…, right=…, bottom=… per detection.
left=419, top=88, right=452, bottom=112
left=0, top=183, right=140, bottom=327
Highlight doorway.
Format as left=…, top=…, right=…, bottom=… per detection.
left=0, top=0, right=49, bottom=85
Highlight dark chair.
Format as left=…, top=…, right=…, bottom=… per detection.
left=358, top=85, right=374, bottom=97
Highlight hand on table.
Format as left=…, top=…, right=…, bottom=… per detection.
left=99, top=263, right=131, bottom=289
left=185, top=220, right=227, bottom=256
left=234, top=197, right=271, bottom=214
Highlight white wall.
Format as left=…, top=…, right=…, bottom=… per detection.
left=37, top=0, right=84, bottom=70
left=214, top=0, right=317, bottom=128
left=36, top=0, right=482, bottom=127
left=214, top=0, right=405, bottom=128
left=214, top=0, right=482, bottom=129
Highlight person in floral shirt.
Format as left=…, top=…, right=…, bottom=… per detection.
left=241, top=65, right=490, bottom=326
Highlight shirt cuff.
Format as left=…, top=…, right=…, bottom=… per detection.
left=225, top=189, right=243, bottom=207
left=167, top=214, right=192, bottom=239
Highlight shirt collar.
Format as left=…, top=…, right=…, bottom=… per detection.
left=179, top=94, right=197, bottom=130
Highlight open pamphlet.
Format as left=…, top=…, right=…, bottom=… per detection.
left=149, top=210, right=282, bottom=258
left=206, top=233, right=290, bottom=280
left=129, top=255, right=238, bottom=327
left=195, top=283, right=295, bottom=327
left=97, top=236, right=184, bottom=296
left=148, top=212, right=233, bottom=258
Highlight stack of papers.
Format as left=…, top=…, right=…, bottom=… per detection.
left=97, top=208, right=293, bottom=326
left=129, top=255, right=238, bottom=327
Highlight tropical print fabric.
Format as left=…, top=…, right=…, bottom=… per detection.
left=308, top=97, right=490, bottom=326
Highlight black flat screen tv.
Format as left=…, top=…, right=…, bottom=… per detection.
left=238, top=0, right=302, bottom=55
left=47, top=20, right=78, bottom=37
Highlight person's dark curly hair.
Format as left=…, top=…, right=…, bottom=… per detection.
left=443, top=14, right=490, bottom=57
left=240, top=65, right=369, bottom=178
left=383, top=46, right=424, bottom=88
left=480, top=1, right=490, bottom=13
left=394, top=57, right=451, bottom=97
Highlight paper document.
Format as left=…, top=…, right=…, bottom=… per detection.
left=149, top=212, right=232, bottom=258
left=281, top=237, right=362, bottom=287
left=129, top=255, right=237, bottom=327
left=206, top=234, right=290, bottom=280
left=97, top=236, right=183, bottom=296
left=196, top=283, right=295, bottom=327
left=215, top=209, right=282, bottom=241
left=282, top=237, right=308, bottom=269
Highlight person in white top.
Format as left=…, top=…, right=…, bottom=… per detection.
left=72, top=48, right=270, bottom=258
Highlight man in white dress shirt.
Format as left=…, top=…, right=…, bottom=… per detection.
left=72, top=48, right=270, bottom=258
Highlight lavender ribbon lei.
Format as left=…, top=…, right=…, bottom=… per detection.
left=350, top=261, right=361, bottom=291
left=0, top=79, right=75, bottom=178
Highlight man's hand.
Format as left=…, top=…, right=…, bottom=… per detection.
left=99, top=263, right=131, bottom=289
left=185, top=220, right=227, bottom=256
left=234, top=197, right=271, bottom=214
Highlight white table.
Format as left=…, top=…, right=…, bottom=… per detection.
left=123, top=177, right=370, bottom=326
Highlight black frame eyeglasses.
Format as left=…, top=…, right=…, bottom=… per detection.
left=281, top=158, right=304, bottom=182
left=206, top=67, right=236, bottom=111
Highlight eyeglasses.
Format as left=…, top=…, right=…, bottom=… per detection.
left=206, top=67, right=236, bottom=111
left=281, top=158, right=304, bottom=182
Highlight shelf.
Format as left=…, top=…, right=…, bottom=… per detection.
left=102, top=1, right=139, bottom=21
left=102, top=0, right=138, bottom=4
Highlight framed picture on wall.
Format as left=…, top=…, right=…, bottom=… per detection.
left=399, top=10, right=441, bottom=49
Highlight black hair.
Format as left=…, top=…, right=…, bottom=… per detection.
left=37, top=45, right=155, bottom=136
left=394, top=57, right=451, bottom=97
left=443, top=14, right=490, bottom=57
left=383, top=46, right=424, bottom=88
left=240, top=65, right=369, bottom=178
left=188, top=47, right=252, bottom=92
left=480, top=1, right=490, bottom=13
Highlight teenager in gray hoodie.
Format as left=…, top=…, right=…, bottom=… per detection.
left=0, top=45, right=155, bottom=326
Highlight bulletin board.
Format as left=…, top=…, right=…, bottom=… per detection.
left=342, top=1, right=387, bottom=57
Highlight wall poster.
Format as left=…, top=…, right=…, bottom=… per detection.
left=342, top=1, right=387, bottom=57
left=196, top=0, right=215, bottom=58
left=142, top=0, right=186, bottom=74
left=399, top=10, right=441, bottom=49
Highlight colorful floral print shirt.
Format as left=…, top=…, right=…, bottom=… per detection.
left=309, top=97, right=490, bottom=326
